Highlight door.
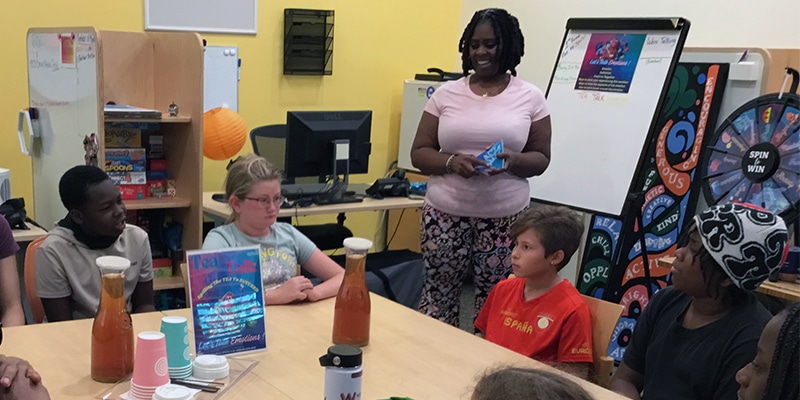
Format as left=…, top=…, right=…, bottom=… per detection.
left=26, top=28, right=101, bottom=228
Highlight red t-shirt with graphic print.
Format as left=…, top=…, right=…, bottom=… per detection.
left=475, top=277, right=593, bottom=363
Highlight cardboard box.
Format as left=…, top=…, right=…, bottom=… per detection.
left=153, top=258, right=173, bottom=278
left=149, top=159, right=167, bottom=171
left=108, top=171, right=147, bottom=185
left=146, top=170, right=169, bottom=181
left=153, top=265, right=173, bottom=278
left=105, top=127, right=142, bottom=148
left=105, top=148, right=146, bottom=172
left=148, top=179, right=167, bottom=195
left=145, top=134, right=164, bottom=159
left=117, top=184, right=149, bottom=200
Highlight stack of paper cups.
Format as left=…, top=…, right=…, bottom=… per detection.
left=160, top=316, right=193, bottom=380
left=130, top=332, right=170, bottom=400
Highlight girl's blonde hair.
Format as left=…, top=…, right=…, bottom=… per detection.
left=224, top=154, right=282, bottom=223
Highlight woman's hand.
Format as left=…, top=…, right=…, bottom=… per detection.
left=489, top=152, right=519, bottom=176
left=269, top=276, right=314, bottom=304
left=450, top=154, right=489, bottom=178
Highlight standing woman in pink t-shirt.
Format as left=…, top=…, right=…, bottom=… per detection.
left=410, top=8, right=552, bottom=327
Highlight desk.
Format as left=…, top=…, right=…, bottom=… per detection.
left=657, top=256, right=800, bottom=302
left=4, top=295, right=625, bottom=400
left=11, top=226, right=48, bottom=243
left=203, top=191, right=425, bottom=220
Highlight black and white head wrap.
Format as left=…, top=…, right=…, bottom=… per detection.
left=693, top=203, right=788, bottom=291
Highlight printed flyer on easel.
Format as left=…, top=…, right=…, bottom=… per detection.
left=186, top=245, right=266, bottom=356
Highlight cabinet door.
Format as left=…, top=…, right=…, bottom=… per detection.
left=27, top=28, right=101, bottom=228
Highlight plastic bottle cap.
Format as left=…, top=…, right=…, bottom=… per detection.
left=194, top=355, right=227, bottom=369
left=96, top=256, right=131, bottom=271
left=192, top=355, right=229, bottom=380
left=319, top=345, right=362, bottom=368
left=343, top=238, right=372, bottom=252
left=152, top=384, right=192, bottom=400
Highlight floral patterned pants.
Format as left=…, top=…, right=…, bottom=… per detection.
left=418, top=203, right=525, bottom=328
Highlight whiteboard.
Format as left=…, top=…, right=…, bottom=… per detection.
left=204, top=46, right=239, bottom=112
left=529, top=18, right=690, bottom=217
left=27, top=29, right=100, bottom=228
left=145, top=0, right=257, bottom=35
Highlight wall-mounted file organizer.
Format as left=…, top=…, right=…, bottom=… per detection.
left=284, top=9, right=334, bottom=76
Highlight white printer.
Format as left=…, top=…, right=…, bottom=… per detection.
left=0, top=168, right=10, bottom=204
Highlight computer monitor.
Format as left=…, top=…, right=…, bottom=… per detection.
left=284, top=111, right=372, bottom=204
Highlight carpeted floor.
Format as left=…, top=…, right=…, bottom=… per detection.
left=458, top=280, right=476, bottom=332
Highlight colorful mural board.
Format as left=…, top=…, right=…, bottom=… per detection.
left=578, top=63, right=730, bottom=361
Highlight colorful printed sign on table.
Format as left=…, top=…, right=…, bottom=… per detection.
left=186, top=245, right=266, bottom=356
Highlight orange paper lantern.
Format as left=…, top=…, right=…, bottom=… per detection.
left=203, top=107, right=247, bottom=160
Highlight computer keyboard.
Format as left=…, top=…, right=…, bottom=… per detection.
left=282, top=183, right=329, bottom=200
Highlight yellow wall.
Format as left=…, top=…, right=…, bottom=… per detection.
left=0, top=1, right=461, bottom=245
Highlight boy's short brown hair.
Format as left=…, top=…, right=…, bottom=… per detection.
left=510, top=205, right=584, bottom=271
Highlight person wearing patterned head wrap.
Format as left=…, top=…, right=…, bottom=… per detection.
left=693, top=203, right=788, bottom=292
left=610, top=203, right=788, bottom=400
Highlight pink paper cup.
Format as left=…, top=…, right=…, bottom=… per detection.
left=132, top=331, right=170, bottom=388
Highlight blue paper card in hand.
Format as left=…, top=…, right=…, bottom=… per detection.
left=476, top=140, right=504, bottom=172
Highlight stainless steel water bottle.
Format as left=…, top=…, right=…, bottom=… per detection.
left=319, top=344, right=362, bottom=400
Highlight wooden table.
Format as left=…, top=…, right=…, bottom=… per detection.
left=11, top=226, right=48, bottom=243
left=203, top=191, right=424, bottom=220
left=4, top=295, right=626, bottom=400
left=657, top=256, right=800, bottom=301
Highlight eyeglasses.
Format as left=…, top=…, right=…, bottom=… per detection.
left=243, top=195, right=285, bottom=208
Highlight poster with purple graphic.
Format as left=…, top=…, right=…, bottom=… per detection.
left=187, top=245, right=266, bottom=356
left=575, top=34, right=646, bottom=93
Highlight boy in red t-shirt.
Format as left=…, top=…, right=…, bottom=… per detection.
left=475, top=205, right=592, bottom=378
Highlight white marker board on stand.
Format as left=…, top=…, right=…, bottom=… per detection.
left=27, top=28, right=101, bottom=228
left=204, top=45, right=239, bottom=112
left=529, top=18, right=690, bottom=217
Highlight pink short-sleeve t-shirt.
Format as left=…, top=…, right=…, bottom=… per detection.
left=423, top=75, right=549, bottom=218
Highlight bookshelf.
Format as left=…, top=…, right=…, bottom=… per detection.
left=27, top=27, right=203, bottom=297
left=99, top=29, right=203, bottom=292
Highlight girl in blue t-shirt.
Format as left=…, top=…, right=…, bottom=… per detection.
left=203, top=154, right=345, bottom=305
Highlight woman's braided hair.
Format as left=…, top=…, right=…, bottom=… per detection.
left=458, top=8, right=524, bottom=77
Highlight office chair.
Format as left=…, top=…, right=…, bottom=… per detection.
left=250, top=124, right=293, bottom=183
left=580, top=294, right=624, bottom=388
left=508, top=273, right=624, bottom=388
left=248, top=125, right=352, bottom=251
left=24, top=236, right=47, bottom=323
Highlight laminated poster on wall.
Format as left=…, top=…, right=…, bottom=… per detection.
left=186, top=245, right=266, bottom=356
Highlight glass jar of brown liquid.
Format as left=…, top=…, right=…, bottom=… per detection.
left=332, top=238, right=373, bottom=347
left=91, top=256, right=134, bottom=382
